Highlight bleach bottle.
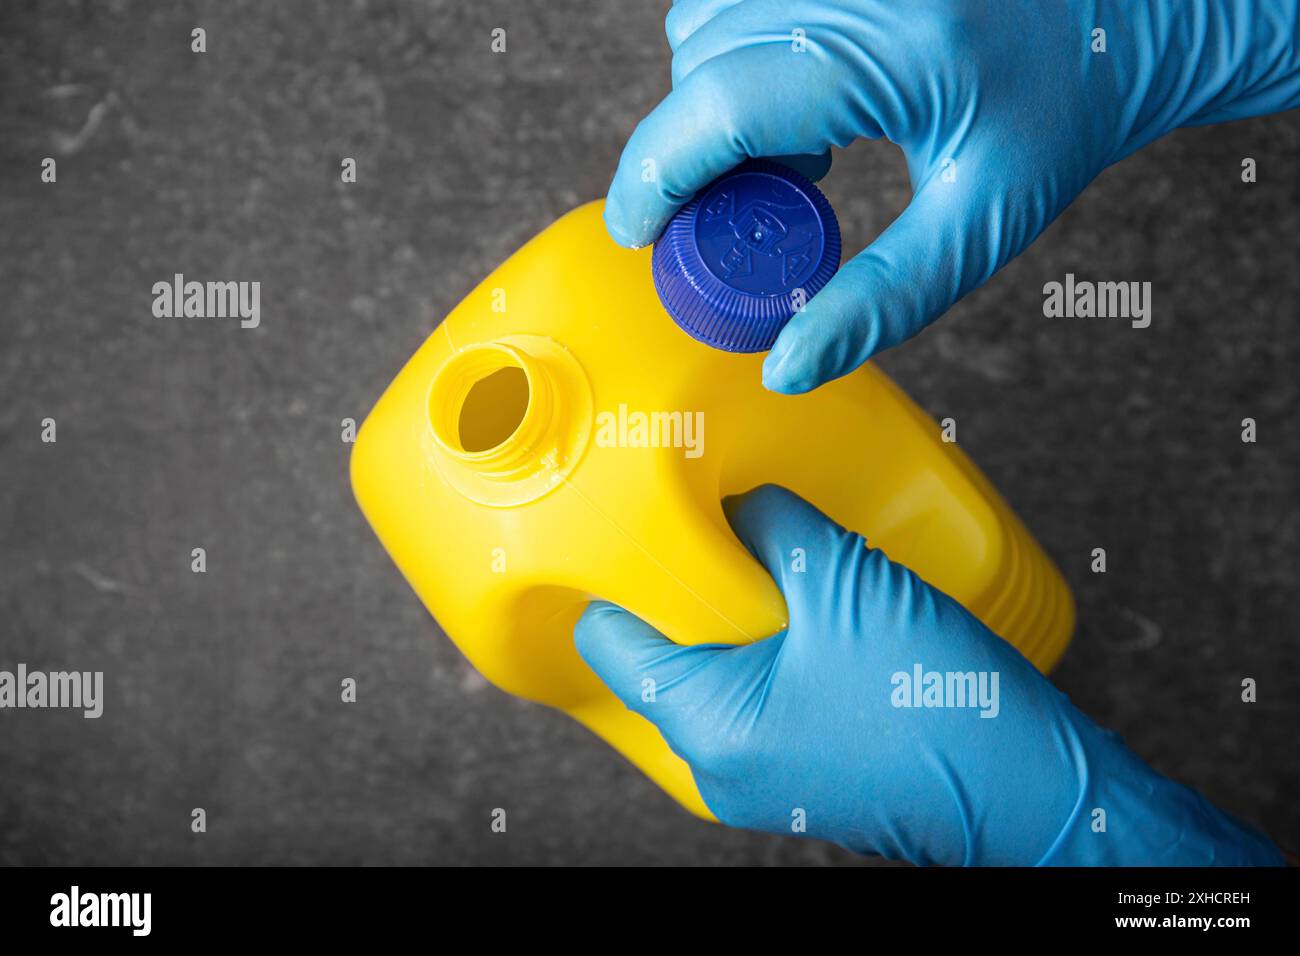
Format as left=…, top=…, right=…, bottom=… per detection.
left=352, top=162, right=1074, bottom=818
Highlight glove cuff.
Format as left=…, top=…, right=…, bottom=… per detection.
left=1034, top=718, right=1284, bottom=866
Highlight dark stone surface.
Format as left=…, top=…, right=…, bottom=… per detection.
left=1, top=0, right=1296, bottom=865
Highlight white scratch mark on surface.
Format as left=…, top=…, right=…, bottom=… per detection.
left=69, top=561, right=133, bottom=595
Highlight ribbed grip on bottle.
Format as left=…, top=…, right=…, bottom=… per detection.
left=652, top=160, right=841, bottom=353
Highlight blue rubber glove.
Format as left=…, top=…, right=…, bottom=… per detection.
left=607, top=0, right=1300, bottom=393
left=575, top=486, right=1284, bottom=866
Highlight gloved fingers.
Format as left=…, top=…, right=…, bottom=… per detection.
left=722, top=485, right=964, bottom=654
left=665, top=0, right=747, bottom=52
left=605, top=45, right=853, bottom=249
left=761, top=179, right=988, bottom=393
left=574, top=600, right=734, bottom=719
left=721, top=484, right=863, bottom=621
left=668, top=0, right=810, bottom=87
left=667, top=0, right=898, bottom=145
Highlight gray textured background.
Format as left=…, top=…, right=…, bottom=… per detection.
left=1, top=0, right=1297, bottom=866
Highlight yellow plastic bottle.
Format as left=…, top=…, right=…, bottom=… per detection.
left=351, top=200, right=1075, bottom=819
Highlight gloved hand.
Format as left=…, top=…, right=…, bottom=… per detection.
left=575, top=485, right=1284, bottom=866
left=606, top=0, right=1300, bottom=393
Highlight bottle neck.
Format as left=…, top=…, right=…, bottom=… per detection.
left=429, top=342, right=560, bottom=481
left=426, top=334, right=593, bottom=508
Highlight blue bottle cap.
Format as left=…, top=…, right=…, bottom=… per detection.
left=652, top=159, right=841, bottom=353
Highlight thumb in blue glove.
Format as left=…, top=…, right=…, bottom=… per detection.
left=575, top=485, right=1283, bottom=866
left=607, top=0, right=1300, bottom=392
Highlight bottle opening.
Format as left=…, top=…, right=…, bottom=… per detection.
left=429, top=342, right=553, bottom=478
left=459, top=365, right=530, bottom=452
left=426, top=335, right=591, bottom=505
